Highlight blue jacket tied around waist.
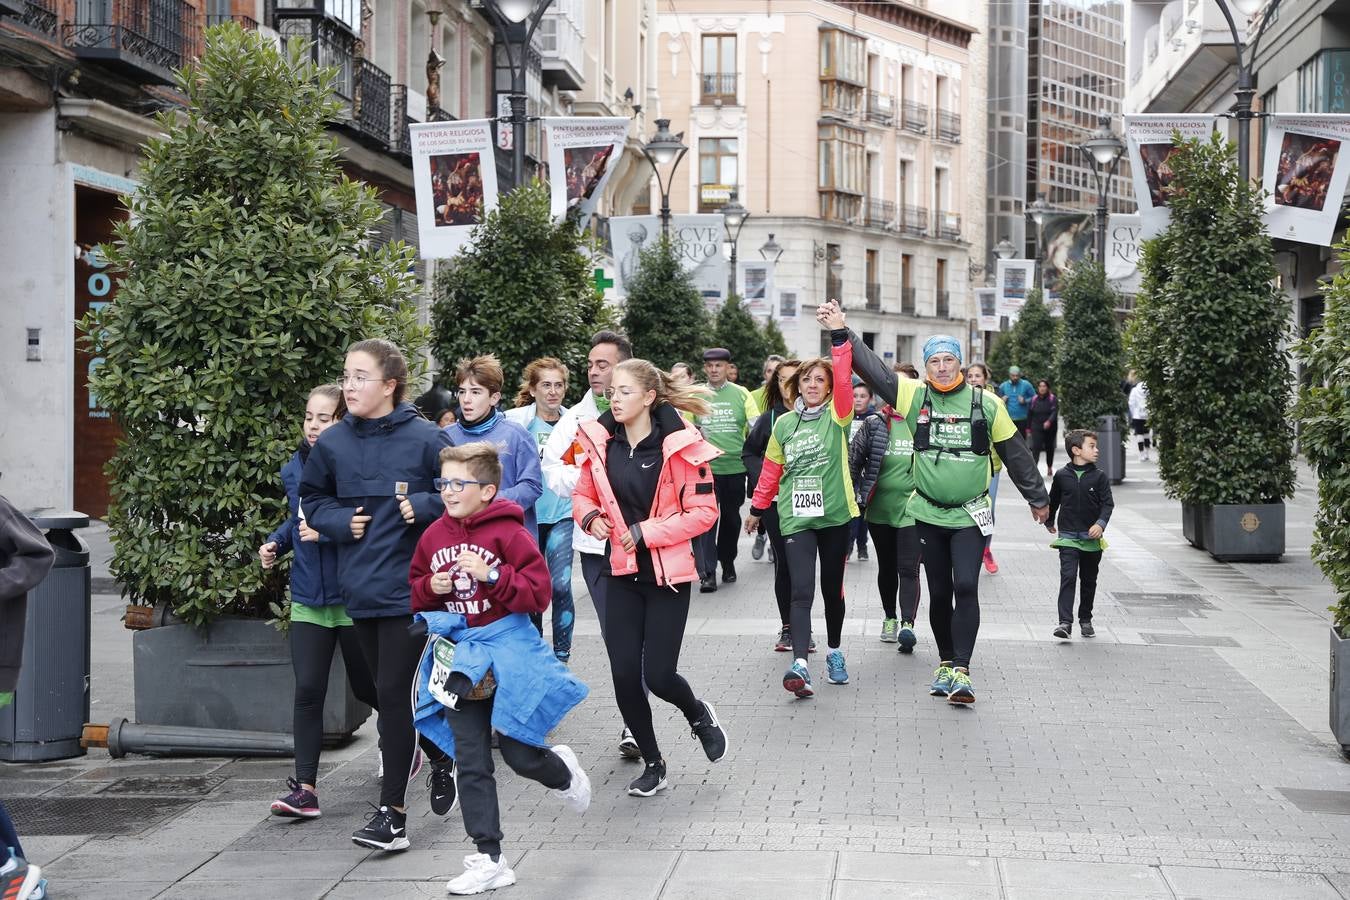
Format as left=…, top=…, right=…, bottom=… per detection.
left=413, top=611, right=588, bottom=757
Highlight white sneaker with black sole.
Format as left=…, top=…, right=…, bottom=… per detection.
left=618, top=727, right=641, bottom=759
left=446, top=853, right=516, bottom=895
left=351, top=805, right=410, bottom=852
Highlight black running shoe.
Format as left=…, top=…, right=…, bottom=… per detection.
left=1080, top=621, right=1096, bottom=638
left=351, top=805, right=410, bottom=852
left=699, top=575, right=718, bottom=593
left=689, top=701, right=728, bottom=762
left=627, top=759, right=668, bottom=797
left=427, top=760, right=457, bottom=815
left=721, top=563, right=737, bottom=583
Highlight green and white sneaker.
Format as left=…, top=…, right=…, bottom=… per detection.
left=929, top=665, right=955, bottom=697
left=879, top=618, right=899, bottom=642
left=947, top=670, right=975, bottom=704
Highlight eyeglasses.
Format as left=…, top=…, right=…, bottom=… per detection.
left=602, top=387, right=643, bottom=400
left=435, top=477, right=488, bottom=493
left=337, top=374, right=381, bottom=389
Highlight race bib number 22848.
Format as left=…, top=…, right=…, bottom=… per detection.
left=791, top=475, right=825, bottom=518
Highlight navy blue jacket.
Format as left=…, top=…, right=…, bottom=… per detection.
left=266, top=445, right=342, bottom=607
left=300, top=403, right=452, bottom=618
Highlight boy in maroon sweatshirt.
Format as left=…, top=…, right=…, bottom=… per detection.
left=409, top=442, right=590, bottom=896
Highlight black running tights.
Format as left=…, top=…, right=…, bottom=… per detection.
left=762, top=504, right=791, bottom=626
left=916, top=522, right=985, bottom=669
left=865, top=521, right=921, bottom=624
left=782, top=523, right=850, bottom=660
left=291, top=620, right=380, bottom=787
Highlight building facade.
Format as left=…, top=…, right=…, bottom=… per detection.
left=0, top=0, right=655, bottom=514
left=653, top=0, right=987, bottom=366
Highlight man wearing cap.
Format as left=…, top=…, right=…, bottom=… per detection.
left=694, top=348, right=759, bottom=593
left=997, top=366, right=1037, bottom=438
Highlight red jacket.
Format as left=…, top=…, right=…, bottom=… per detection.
left=572, top=405, right=720, bottom=586
left=409, top=498, right=551, bottom=626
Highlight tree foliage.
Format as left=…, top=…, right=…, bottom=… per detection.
left=1295, top=238, right=1350, bottom=633
left=620, top=236, right=709, bottom=370
left=81, top=25, right=426, bottom=626
left=430, top=180, right=603, bottom=403
left=1128, top=132, right=1294, bottom=506
left=984, top=330, right=1013, bottom=380
left=1055, top=260, right=1127, bottom=430
left=1008, top=289, right=1060, bottom=387
left=714, top=295, right=787, bottom=384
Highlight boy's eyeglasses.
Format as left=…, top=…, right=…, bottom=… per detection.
left=435, top=477, right=487, bottom=493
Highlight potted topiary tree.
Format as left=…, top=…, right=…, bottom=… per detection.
left=621, top=236, right=710, bottom=370
left=1130, top=133, right=1295, bottom=560
left=1008, top=288, right=1059, bottom=387
left=1055, top=261, right=1128, bottom=482
left=81, top=25, right=426, bottom=735
left=714, top=294, right=788, bottom=386
left=1294, top=239, right=1350, bottom=758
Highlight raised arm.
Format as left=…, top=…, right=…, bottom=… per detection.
left=829, top=335, right=853, bottom=421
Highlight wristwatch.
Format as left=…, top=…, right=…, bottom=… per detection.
left=486, top=567, right=500, bottom=586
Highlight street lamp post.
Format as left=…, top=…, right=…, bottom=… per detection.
left=641, top=118, right=689, bottom=237
left=482, top=0, right=555, bottom=190
left=1216, top=0, right=1265, bottom=182
left=722, top=190, right=748, bottom=298
left=1079, top=114, right=1126, bottom=264
left=1027, top=192, right=1050, bottom=289
left=759, top=233, right=784, bottom=263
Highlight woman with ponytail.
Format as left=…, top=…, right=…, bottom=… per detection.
left=572, top=359, right=731, bottom=798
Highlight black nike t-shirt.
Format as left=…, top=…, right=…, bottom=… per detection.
left=606, top=419, right=666, bottom=582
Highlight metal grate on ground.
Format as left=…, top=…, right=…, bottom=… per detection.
left=6, top=796, right=197, bottom=835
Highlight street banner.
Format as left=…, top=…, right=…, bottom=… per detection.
left=738, top=259, right=775, bottom=319
left=544, top=116, right=629, bottom=225
left=1106, top=214, right=1142, bottom=294
left=1124, top=114, right=1216, bottom=239
left=1262, top=114, right=1350, bottom=246
left=975, top=287, right=999, bottom=332
left=777, top=286, right=800, bottom=322
left=995, top=258, right=1036, bottom=323
left=1041, top=212, right=1095, bottom=299
left=611, top=214, right=727, bottom=308
left=409, top=119, right=498, bottom=259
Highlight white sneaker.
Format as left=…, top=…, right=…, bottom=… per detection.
left=0, top=854, right=41, bottom=900
left=548, top=745, right=591, bottom=814
left=446, top=853, right=516, bottom=895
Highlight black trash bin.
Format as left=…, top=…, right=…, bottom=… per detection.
left=0, top=511, right=91, bottom=761
left=1095, top=415, right=1126, bottom=485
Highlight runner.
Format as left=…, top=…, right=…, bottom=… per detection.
left=744, top=334, right=857, bottom=696
left=260, top=384, right=379, bottom=821
left=742, top=358, right=802, bottom=652
left=749, top=354, right=784, bottom=415
left=846, top=381, right=879, bottom=561
left=506, top=358, right=576, bottom=661
left=965, top=363, right=1004, bottom=574
left=848, top=374, right=921, bottom=652
left=299, top=338, right=455, bottom=851
left=694, top=348, right=758, bottom=593
left=540, top=330, right=642, bottom=759
left=572, top=359, right=729, bottom=796
left=823, top=303, right=1049, bottom=704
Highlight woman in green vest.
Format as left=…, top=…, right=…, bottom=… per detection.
left=821, top=301, right=1049, bottom=705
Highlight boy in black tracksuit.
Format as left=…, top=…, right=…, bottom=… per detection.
left=1046, top=429, right=1114, bottom=639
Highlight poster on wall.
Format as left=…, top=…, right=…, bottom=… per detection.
left=995, top=258, right=1036, bottom=323
left=777, top=287, right=800, bottom=322
left=1262, top=114, right=1350, bottom=246
left=409, top=119, right=498, bottom=259
left=1106, top=214, right=1142, bottom=294
left=1041, top=213, right=1094, bottom=299
left=610, top=214, right=727, bottom=308
left=544, top=117, right=629, bottom=226
left=1124, top=114, right=1217, bottom=239
left=738, top=260, right=775, bottom=319
left=975, top=288, right=999, bottom=332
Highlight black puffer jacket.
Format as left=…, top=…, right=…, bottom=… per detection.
left=848, top=410, right=889, bottom=507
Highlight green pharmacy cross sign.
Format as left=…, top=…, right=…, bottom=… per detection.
left=594, top=268, right=614, bottom=293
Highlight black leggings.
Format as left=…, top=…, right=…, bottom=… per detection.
left=866, top=521, right=921, bottom=623
left=916, top=522, right=985, bottom=669
left=603, top=577, right=704, bottom=762
left=1030, top=425, right=1056, bottom=470
left=782, top=522, right=850, bottom=659
left=291, top=620, right=380, bottom=787
left=762, top=504, right=791, bottom=625
left=354, top=615, right=449, bottom=809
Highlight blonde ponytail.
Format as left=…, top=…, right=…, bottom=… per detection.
left=615, top=358, right=712, bottom=419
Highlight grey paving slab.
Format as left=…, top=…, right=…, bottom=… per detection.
left=1161, top=865, right=1343, bottom=899
left=1000, top=858, right=1172, bottom=894
left=668, top=850, right=835, bottom=880
left=183, top=848, right=367, bottom=882
left=44, top=847, right=214, bottom=882
left=660, top=880, right=831, bottom=900
left=157, top=879, right=337, bottom=899
left=834, top=884, right=1002, bottom=900
left=345, top=846, right=495, bottom=881
left=321, top=882, right=447, bottom=899
left=39, top=881, right=174, bottom=900
left=836, top=852, right=999, bottom=884
left=511, top=848, right=678, bottom=879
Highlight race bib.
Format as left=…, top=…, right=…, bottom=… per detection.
left=791, top=475, right=825, bottom=518
left=963, top=494, right=995, bottom=536
left=427, top=637, right=459, bottom=708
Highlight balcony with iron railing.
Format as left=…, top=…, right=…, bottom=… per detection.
left=935, top=211, right=961, bottom=241
left=5, top=0, right=58, bottom=38
left=936, top=109, right=961, bottom=143
left=205, top=13, right=257, bottom=28
left=63, top=0, right=198, bottom=86
left=900, top=205, right=928, bottom=237
left=900, top=100, right=928, bottom=134
left=901, top=286, right=917, bottom=315
left=865, top=90, right=895, bottom=125
left=821, top=80, right=861, bottom=120
left=343, top=57, right=391, bottom=149
left=865, top=283, right=882, bottom=310
left=538, top=7, right=584, bottom=91
left=700, top=72, right=738, bottom=105
left=935, top=290, right=950, bottom=318
left=864, top=198, right=895, bottom=231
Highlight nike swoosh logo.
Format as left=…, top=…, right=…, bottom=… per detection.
left=641, top=461, right=656, bottom=469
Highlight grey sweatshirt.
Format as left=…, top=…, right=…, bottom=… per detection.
left=0, top=496, right=55, bottom=693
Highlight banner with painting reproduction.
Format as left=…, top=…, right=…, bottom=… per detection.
left=975, top=287, right=999, bottom=333
left=409, top=119, right=498, bottom=259
left=995, top=258, right=1036, bottom=323
left=1123, top=114, right=1217, bottom=239
left=544, top=117, right=630, bottom=227
left=610, top=215, right=728, bottom=308
left=738, top=260, right=775, bottom=319
left=1261, top=114, right=1350, bottom=246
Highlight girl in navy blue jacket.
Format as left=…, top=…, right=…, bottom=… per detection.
left=300, top=339, right=454, bottom=853
left=260, top=384, right=380, bottom=821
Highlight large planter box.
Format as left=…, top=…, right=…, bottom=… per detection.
left=133, top=618, right=370, bottom=742
left=1333, top=628, right=1350, bottom=760
left=1199, top=502, right=1285, bottom=562
left=1181, top=502, right=1203, bottom=548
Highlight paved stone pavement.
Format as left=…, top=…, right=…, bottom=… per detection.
left=5, top=458, right=1350, bottom=899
